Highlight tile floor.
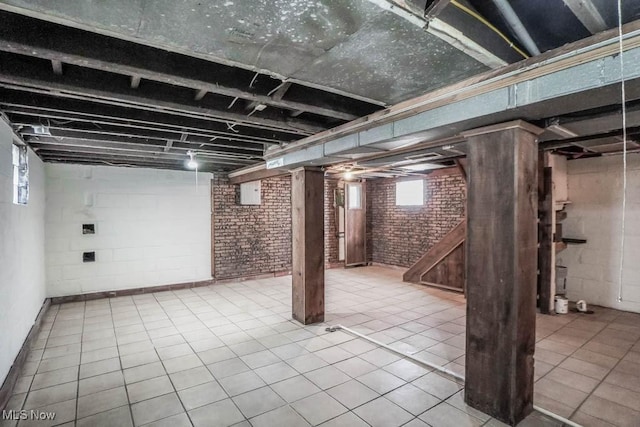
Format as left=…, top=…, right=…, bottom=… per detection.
left=3, top=266, right=639, bottom=427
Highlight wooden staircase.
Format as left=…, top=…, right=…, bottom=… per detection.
left=403, top=220, right=466, bottom=292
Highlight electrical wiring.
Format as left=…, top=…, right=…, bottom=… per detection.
left=616, top=0, right=628, bottom=303
left=449, top=0, right=530, bottom=60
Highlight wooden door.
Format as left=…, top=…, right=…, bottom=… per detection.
left=345, top=182, right=366, bottom=266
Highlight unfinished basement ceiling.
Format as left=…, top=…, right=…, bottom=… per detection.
left=0, top=0, right=639, bottom=171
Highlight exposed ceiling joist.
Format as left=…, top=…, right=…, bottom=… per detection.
left=194, top=89, right=207, bottom=101
left=0, top=13, right=360, bottom=122
left=563, top=0, right=608, bottom=34
left=19, top=127, right=263, bottom=156
left=365, top=0, right=511, bottom=68
left=0, top=58, right=324, bottom=135
left=424, top=0, right=452, bottom=21
left=32, top=145, right=254, bottom=165
left=270, top=82, right=293, bottom=101
left=130, top=75, right=141, bottom=89
left=51, top=59, right=62, bottom=75
left=0, top=90, right=294, bottom=144
left=28, top=137, right=258, bottom=160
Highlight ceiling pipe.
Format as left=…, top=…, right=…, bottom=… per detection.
left=490, top=0, right=541, bottom=56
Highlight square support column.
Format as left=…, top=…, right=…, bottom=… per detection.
left=463, top=121, right=542, bottom=426
left=291, top=167, right=325, bottom=324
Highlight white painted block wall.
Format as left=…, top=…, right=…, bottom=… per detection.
left=0, top=121, right=46, bottom=383
left=561, top=154, right=640, bottom=313
left=45, top=164, right=212, bottom=297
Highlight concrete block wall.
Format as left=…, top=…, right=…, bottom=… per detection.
left=561, top=154, right=640, bottom=313
left=367, top=172, right=466, bottom=268
left=0, top=120, right=46, bottom=383
left=45, top=164, right=213, bottom=297
left=212, top=175, right=341, bottom=279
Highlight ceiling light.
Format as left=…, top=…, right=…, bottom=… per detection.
left=32, top=125, right=50, bottom=135
left=344, top=172, right=353, bottom=180
left=186, top=151, right=198, bottom=169
left=399, top=163, right=446, bottom=171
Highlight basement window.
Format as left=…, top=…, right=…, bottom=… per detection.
left=396, top=179, right=424, bottom=206
left=12, top=144, right=28, bottom=206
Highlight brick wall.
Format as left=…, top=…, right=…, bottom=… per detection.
left=212, top=175, right=340, bottom=279
left=367, top=171, right=466, bottom=267
left=324, top=179, right=341, bottom=267
left=212, top=175, right=292, bottom=279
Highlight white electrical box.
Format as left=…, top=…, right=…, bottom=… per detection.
left=240, top=181, right=261, bottom=205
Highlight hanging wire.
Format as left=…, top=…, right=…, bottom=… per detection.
left=616, top=0, right=627, bottom=303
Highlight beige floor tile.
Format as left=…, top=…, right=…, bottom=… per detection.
left=79, top=370, right=124, bottom=396
left=131, top=392, right=184, bottom=426
left=559, top=357, right=611, bottom=380
left=387, top=383, right=441, bottom=415
left=31, top=366, right=78, bottom=390
left=177, top=380, right=228, bottom=410
left=419, top=402, right=484, bottom=427
left=593, top=382, right=640, bottom=412
left=542, top=367, right=600, bottom=394
left=232, top=386, right=286, bottom=418
left=127, top=375, right=174, bottom=403
left=354, top=397, right=414, bottom=427
left=120, top=350, right=160, bottom=369
left=292, top=392, right=348, bottom=425
left=188, top=398, right=245, bottom=427
left=412, top=372, right=463, bottom=400
left=580, top=395, right=640, bottom=427
left=77, top=386, right=128, bottom=419
left=77, top=405, right=133, bottom=427
left=169, top=366, right=214, bottom=391
left=218, top=371, right=266, bottom=396
left=23, top=382, right=77, bottom=410
left=17, top=398, right=76, bottom=427
left=304, top=366, right=351, bottom=390
left=270, top=375, right=321, bottom=403
left=254, top=361, right=300, bottom=384
left=250, top=405, right=311, bottom=427
left=79, top=357, right=121, bottom=379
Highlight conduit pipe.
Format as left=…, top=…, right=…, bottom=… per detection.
left=490, top=0, right=541, bottom=56
left=329, top=324, right=582, bottom=427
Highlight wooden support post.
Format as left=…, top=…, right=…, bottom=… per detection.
left=291, top=167, right=325, bottom=324
left=463, top=121, right=541, bottom=426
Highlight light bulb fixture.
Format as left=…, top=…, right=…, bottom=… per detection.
left=186, top=151, right=198, bottom=169
left=344, top=171, right=353, bottom=180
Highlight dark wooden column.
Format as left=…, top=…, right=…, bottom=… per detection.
left=463, top=121, right=541, bottom=426
left=291, top=167, right=325, bottom=325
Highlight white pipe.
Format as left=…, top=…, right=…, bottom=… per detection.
left=491, top=0, right=541, bottom=56
left=328, top=324, right=464, bottom=380
left=533, top=404, right=583, bottom=427
left=330, top=324, right=583, bottom=427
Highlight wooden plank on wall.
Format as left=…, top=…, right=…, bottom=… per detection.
left=403, top=219, right=466, bottom=283
left=538, top=165, right=553, bottom=314
left=291, top=167, right=325, bottom=324
left=463, top=121, right=540, bottom=425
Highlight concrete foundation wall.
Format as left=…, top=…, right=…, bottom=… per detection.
left=0, top=120, right=46, bottom=384
left=562, top=155, right=640, bottom=313
left=45, top=164, right=212, bottom=297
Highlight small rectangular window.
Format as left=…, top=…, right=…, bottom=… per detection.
left=396, top=179, right=424, bottom=206
left=12, top=144, right=28, bottom=206
left=347, top=184, right=362, bottom=209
